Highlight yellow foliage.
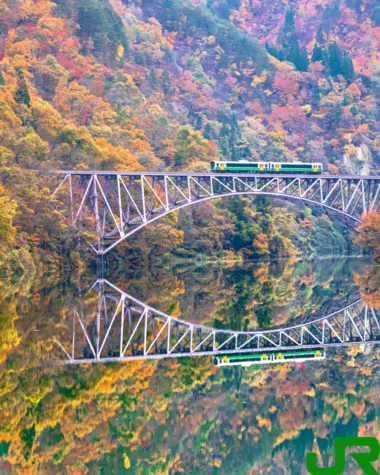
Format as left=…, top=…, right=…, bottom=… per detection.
left=300, top=104, right=311, bottom=113
left=256, top=415, right=271, bottom=431
left=344, top=143, right=357, bottom=156
left=274, top=430, right=300, bottom=447
left=268, top=55, right=294, bottom=71
left=117, top=45, right=124, bottom=61
left=304, top=387, right=316, bottom=397
left=124, top=455, right=131, bottom=469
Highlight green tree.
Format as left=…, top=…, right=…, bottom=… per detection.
left=341, top=51, right=354, bottom=80
left=328, top=42, right=342, bottom=76
left=14, top=70, right=31, bottom=107
left=283, top=8, right=295, bottom=33
left=311, top=44, right=325, bottom=63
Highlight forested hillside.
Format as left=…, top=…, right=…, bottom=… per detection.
left=0, top=0, right=378, bottom=268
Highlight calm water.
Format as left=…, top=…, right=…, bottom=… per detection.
left=0, top=257, right=379, bottom=473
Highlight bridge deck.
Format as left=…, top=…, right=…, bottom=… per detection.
left=52, top=170, right=380, bottom=180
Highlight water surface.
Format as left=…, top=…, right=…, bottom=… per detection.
left=0, top=257, right=379, bottom=474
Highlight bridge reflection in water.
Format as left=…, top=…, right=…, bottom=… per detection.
left=58, top=279, right=380, bottom=364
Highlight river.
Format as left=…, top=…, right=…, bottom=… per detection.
left=0, top=256, right=379, bottom=473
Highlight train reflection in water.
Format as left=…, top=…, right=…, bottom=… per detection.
left=213, top=348, right=325, bottom=367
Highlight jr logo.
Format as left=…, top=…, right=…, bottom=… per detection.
left=306, top=437, right=380, bottom=475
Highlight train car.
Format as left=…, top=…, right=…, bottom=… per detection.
left=213, top=348, right=325, bottom=367
left=210, top=161, right=323, bottom=174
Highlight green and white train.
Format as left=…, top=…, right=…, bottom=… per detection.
left=213, top=348, right=325, bottom=367
left=210, top=161, right=323, bottom=174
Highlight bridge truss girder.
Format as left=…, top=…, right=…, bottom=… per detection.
left=59, top=280, right=380, bottom=364
left=53, top=173, right=380, bottom=254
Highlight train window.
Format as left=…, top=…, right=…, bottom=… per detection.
left=281, top=164, right=312, bottom=169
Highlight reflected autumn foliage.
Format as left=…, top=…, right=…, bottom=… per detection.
left=0, top=258, right=378, bottom=473
left=355, top=265, right=380, bottom=309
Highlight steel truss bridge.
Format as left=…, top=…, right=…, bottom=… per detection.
left=52, top=171, right=380, bottom=255
left=59, top=279, right=380, bottom=364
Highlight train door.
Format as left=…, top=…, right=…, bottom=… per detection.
left=275, top=163, right=281, bottom=172
left=259, top=163, right=265, bottom=172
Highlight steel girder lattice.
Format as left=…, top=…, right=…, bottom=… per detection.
left=53, top=172, right=380, bottom=254
left=58, top=279, right=380, bottom=364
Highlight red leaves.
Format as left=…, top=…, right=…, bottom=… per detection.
left=56, top=53, right=85, bottom=79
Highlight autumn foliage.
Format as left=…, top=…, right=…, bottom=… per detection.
left=355, top=211, right=380, bottom=257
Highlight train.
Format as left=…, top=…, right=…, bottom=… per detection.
left=213, top=348, right=325, bottom=367
left=210, top=161, right=323, bottom=174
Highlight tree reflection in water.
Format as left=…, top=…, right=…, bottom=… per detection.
left=0, top=257, right=378, bottom=474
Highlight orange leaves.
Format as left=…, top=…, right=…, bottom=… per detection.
left=357, top=123, right=369, bottom=134
left=354, top=211, right=380, bottom=257
left=354, top=267, right=380, bottom=309
left=299, top=217, right=314, bottom=233
left=253, top=233, right=269, bottom=255
left=130, top=138, right=153, bottom=154
left=327, top=164, right=339, bottom=175
left=347, top=82, right=361, bottom=98
left=93, top=137, right=142, bottom=171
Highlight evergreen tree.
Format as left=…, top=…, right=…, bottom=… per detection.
left=219, top=136, right=231, bottom=159
left=299, top=46, right=309, bottom=71
left=332, top=2, right=341, bottom=19
left=372, top=6, right=380, bottom=26
left=311, top=44, right=325, bottom=63
left=316, top=24, right=325, bottom=44
left=231, top=113, right=240, bottom=134
left=287, top=37, right=301, bottom=69
left=328, top=42, right=342, bottom=76
left=341, top=51, right=354, bottom=80
left=203, top=122, right=213, bottom=140
left=76, top=0, right=128, bottom=59
left=277, top=49, right=285, bottom=61
left=346, top=0, right=362, bottom=13
left=0, top=71, right=5, bottom=86
left=14, top=70, right=31, bottom=107
left=219, top=122, right=230, bottom=138
left=283, top=8, right=295, bottom=33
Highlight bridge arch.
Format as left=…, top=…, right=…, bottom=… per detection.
left=102, top=191, right=361, bottom=254
left=53, top=172, right=380, bottom=254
